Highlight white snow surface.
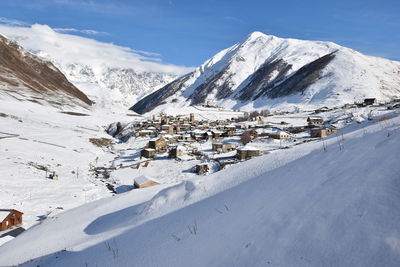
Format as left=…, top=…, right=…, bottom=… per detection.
left=1, top=110, right=399, bottom=266
left=146, top=31, right=400, bottom=113
left=0, top=24, right=193, bottom=110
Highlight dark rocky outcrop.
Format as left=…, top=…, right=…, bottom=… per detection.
left=255, top=52, right=336, bottom=99
left=238, top=59, right=292, bottom=101
left=130, top=72, right=193, bottom=114
left=189, top=67, right=234, bottom=105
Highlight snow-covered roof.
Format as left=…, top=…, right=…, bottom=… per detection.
left=0, top=209, right=14, bottom=221
left=134, top=176, right=157, bottom=185
left=237, top=145, right=259, bottom=151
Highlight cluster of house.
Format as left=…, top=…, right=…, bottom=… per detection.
left=131, top=112, right=339, bottom=189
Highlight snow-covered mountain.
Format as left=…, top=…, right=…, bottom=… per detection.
left=58, top=63, right=178, bottom=109
left=0, top=24, right=192, bottom=110
left=0, top=34, right=92, bottom=108
left=131, top=31, right=400, bottom=114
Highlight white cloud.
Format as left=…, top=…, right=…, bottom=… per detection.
left=0, top=23, right=193, bottom=75
left=0, top=17, right=29, bottom=26
left=53, top=27, right=110, bottom=36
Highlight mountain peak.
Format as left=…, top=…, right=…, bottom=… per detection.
left=243, top=31, right=276, bottom=43
left=131, top=32, right=400, bottom=114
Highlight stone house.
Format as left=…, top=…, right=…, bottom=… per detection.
left=141, top=148, right=156, bottom=158
left=212, top=142, right=237, bottom=153
left=307, top=116, right=324, bottom=127
left=148, top=138, right=168, bottom=152
left=310, top=127, right=338, bottom=138
left=236, top=146, right=261, bottom=160
left=134, top=176, right=159, bottom=188
left=169, top=145, right=186, bottom=158
left=195, top=163, right=209, bottom=174
left=268, top=130, right=290, bottom=139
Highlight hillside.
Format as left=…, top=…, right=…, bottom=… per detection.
left=0, top=34, right=92, bottom=107
left=0, top=111, right=399, bottom=266
left=131, top=32, right=400, bottom=114
left=0, top=24, right=192, bottom=110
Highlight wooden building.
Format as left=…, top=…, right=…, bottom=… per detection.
left=0, top=209, right=23, bottom=231
left=236, top=146, right=261, bottom=160
left=134, top=176, right=159, bottom=189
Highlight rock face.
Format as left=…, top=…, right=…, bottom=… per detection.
left=0, top=35, right=92, bottom=107
left=131, top=32, right=400, bottom=114
left=0, top=24, right=191, bottom=110
left=60, top=63, right=178, bottom=109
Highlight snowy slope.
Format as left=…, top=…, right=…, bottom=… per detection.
left=1, top=112, right=399, bottom=266
left=131, top=31, right=400, bottom=114
left=0, top=24, right=192, bottom=110
left=0, top=93, right=143, bottom=235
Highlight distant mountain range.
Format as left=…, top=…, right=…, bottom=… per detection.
left=131, top=31, right=400, bottom=114
left=0, top=24, right=191, bottom=110
left=0, top=34, right=92, bottom=108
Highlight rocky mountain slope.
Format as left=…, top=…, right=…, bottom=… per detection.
left=131, top=32, right=400, bottom=114
left=0, top=24, right=192, bottom=110
left=0, top=34, right=92, bottom=108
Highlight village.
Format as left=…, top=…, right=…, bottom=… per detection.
left=102, top=98, right=389, bottom=192
left=0, top=97, right=395, bottom=238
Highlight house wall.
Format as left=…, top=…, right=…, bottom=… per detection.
left=0, top=211, right=23, bottom=231
left=135, top=181, right=159, bottom=188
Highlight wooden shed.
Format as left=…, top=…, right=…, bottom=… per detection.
left=0, top=209, right=23, bottom=231
left=134, top=176, right=160, bottom=189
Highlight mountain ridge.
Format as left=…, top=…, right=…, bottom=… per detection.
left=131, top=32, right=400, bottom=114
left=0, top=34, right=93, bottom=107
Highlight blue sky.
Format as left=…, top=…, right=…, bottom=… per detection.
left=1, top=0, right=399, bottom=66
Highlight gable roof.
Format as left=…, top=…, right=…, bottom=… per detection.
left=134, top=176, right=158, bottom=186
left=0, top=209, right=23, bottom=221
